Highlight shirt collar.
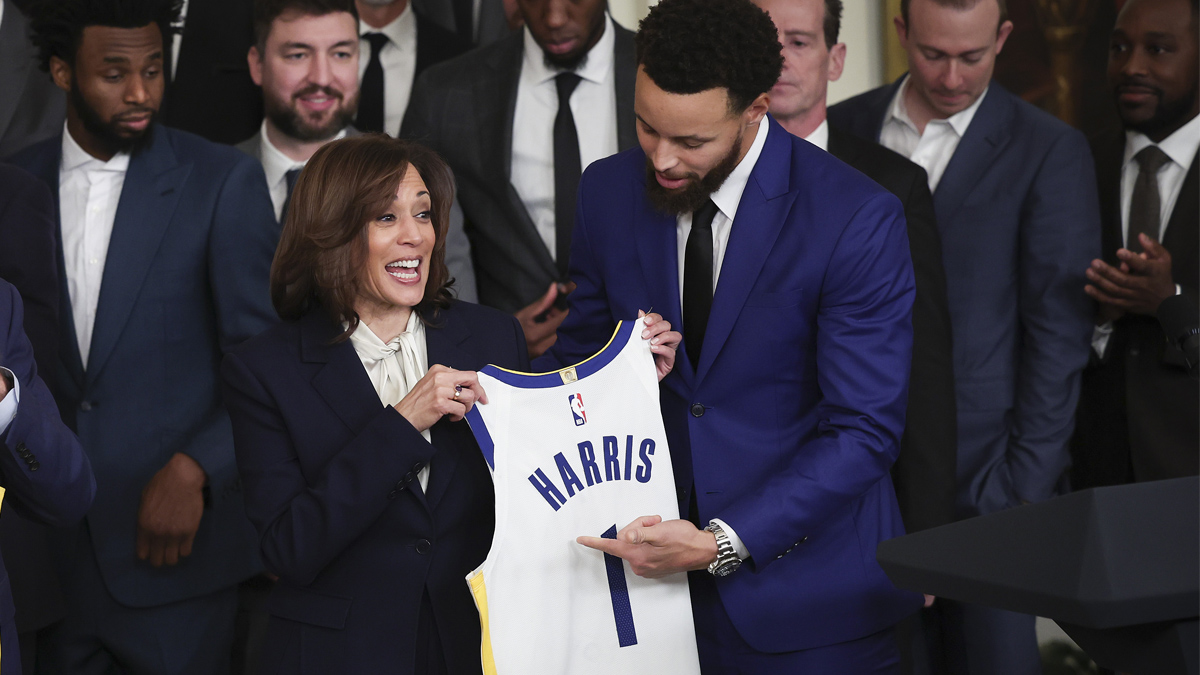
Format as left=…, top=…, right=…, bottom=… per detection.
left=521, top=13, right=614, bottom=86
left=360, top=2, right=414, bottom=47
left=348, top=310, right=423, bottom=362
left=803, top=119, right=829, bottom=152
left=710, top=118, right=769, bottom=222
left=1124, top=113, right=1200, bottom=171
left=60, top=121, right=131, bottom=174
left=258, top=120, right=347, bottom=187
left=886, top=75, right=989, bottom=137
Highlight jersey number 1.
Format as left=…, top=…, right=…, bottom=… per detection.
left=601, top=525, right=639, bottom=647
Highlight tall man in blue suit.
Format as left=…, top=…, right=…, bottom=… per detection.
left=8, top=0, right=280, bottom=672
left=0, top=279, right=96, bottom=675
left=551, top=0, right=923, bottom=670
left=828, top=0, right=1100, bottom=672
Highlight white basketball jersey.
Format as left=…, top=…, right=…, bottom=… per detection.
left=465, top=318, right=701, bottom=675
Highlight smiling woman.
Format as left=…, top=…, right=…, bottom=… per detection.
left=221, top=134, right=532, bottom=674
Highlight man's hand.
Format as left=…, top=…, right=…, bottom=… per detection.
left=1085, top=233, right=1177, bottom=316
left=515, top=283, right=572, bottom=358
left=576, top=516, right=718, bottom=578
left=639, top=312, right=682, bottom=382
left=136, top=452, right=207, bottom=567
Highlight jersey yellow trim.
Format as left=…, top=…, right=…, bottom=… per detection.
left=469, top=570, right=498, bottom=675
left=488, top=320, right=626, bottom=377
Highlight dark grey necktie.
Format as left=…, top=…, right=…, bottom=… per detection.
left=683, top=199, right=720, bottom=370
left=553, top=72, right=583, bottom=279
left=280, top=167, right=302, bottom=223
left=1128, top=145, right=1171, bottom=253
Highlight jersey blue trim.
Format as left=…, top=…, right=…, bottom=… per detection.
left=479, top=320, right=635, bottom=389
left=465, top=406, right=495, bottom=470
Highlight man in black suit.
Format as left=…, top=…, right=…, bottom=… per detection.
left=754, top=0, right=957, bottom=537
left=1074, top=0, right=1198, bottom=488
left=161, top=0, right=264, bottom=144
left=354, top=0, right=471, bottom=137
left=0, top=0, right=65, bottom=157
left=402, top=0, right=637, bottom=356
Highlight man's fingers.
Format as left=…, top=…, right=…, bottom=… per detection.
left=576, top=535, right=632, bottom=558
left=180, top=533, right=195, bottom=559
left=163, top=541, right=181, bottom=567
left=1085, top=285, right=1131, bottom=307
left=1138, top=233, right=1169, bottom=259
left=533, top=283, right=559, bottom=314
left=136, top=530, right=150, bottom=561
left=1086, top=267, right=1138, bottom=297
left=1117, top=248, right=1151, bottom=272
left=148, top=538, right=166, bottom=567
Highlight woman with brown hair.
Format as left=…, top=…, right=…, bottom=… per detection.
left=220, top=135, right=528, bottom=674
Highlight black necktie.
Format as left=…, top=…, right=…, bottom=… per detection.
left=683, top=199, right=719, bottom=370
left=452, top=0, right=475, bottom=44
left=280, top=167, right=302, bottom=223
left=1128, top=145, right=1171, bottom=253
left=553, top=72, right=583, bottom=279
left=357, top=33, right=389, bottom=134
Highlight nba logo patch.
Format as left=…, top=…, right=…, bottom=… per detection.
left=568, top=394, right=587, bottom=426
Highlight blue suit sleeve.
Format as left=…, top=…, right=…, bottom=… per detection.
left=181, top=154, right=280, bottom=495
left=1006, top=129, right=1100, bottom=503
left=721, top=193, right=916, bottom=564
left=0, top=283, right=95, bottom=526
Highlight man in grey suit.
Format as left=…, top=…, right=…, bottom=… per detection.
left=239, top=0, right=477, bottom=303
left=0, top=0, right=65, bottom=158
left=402, top=0, right=636, bottom=356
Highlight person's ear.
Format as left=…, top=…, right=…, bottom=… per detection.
left=49, top=55, right=72, bottom=93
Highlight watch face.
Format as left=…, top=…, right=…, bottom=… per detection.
left=714, top=559, right=741, bottom=577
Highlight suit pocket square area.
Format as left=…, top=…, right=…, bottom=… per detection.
left=265, top=585, right=354, bottom=630
left=744, top=288, right=805, bottom=308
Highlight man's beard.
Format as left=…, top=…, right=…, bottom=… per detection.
left=70, top=79, right=155, bottom=155
left=266, top=85, right=357, bottom=142
left=540, top=11, right=606, bottom=71
left=1122, top=85, right=1198, bottom=139
left=644, top=132, right=743, bottom=215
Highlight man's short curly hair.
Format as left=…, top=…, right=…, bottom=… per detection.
left=28, top=0, right=182, bottom=73
left=635, top=0, right=784, bottom=114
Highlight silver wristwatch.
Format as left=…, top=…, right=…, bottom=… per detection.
left=704, top=522, right=742, bottom=577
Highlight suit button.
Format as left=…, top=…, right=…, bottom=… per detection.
left=15, top=442, right=26, bottom=452
left=690, top=403, right=705, bottom=418
left=404, top=472, right=415, bottom=482
left=415, top=539, right=431, bottom=555
left=79, top=401, right=93, bottom=412
left=395, top=481, right=406, bottom=491
left=387, top=490, right=399, bottom=500
left=412, top=462, right=424, bottom=472
left=29, top=462, right=38, bottom=471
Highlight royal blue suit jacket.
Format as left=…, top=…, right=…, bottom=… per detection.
left=536, top=116, right=922, bottom=652
left=829, top=79, right=1100, bottom=517
left=0, top=280, right=95, bottom=674
left=222, top=302, right=527, bottom=675
left=7, top=125, right=279, bottom=607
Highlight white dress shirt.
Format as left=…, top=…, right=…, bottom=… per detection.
left=359, top=6, right=418, bottom=137
left=673, top=119, right=768, bottom=561
left=880, top=76, right=988, bottom=193
left=511, top=15, right=619, bottom=260
left=1091, top=114, right=1199, bottom=357
left=348, top=312, right=431, bottom=492
left=802, top=119, right=829, bottom=152
left=258, top=122, right=348, bottom=220
left=0, top=368, right=18, bottom=436
left=170, top=0, right=189, bottom=81
left=59, top=124, right=130, bottom=368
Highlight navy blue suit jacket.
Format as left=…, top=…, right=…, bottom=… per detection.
left=0, top=279, right=95, bottom=674
left=536, top=116, right=922, bottom=652
left=222, top=302, right=527, bottom=675
left=7, top=125, right=279, bottom=606
left=829, top=79, right=1101, bottom=517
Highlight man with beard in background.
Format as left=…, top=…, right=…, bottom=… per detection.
left=1073, top=0, right=1198, bottom=489
left=8, top=0, right=279, bottom=671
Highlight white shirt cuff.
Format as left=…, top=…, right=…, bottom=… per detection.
left=1091, top=322, right=1114, bottom=358
left=0, top=368, right=20, bottom=437
left=709, top=518, right=750, bottom=560
left=1176, top=284, right=1183, bottom=296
